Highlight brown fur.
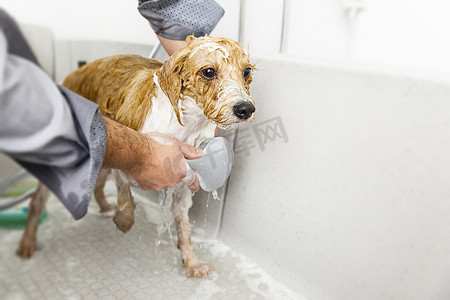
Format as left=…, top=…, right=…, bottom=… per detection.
left=62, top=55, right=161, bottom=131
left=94, top=169, right=116, bottom=214
left=63, top=36, right=254, bottom=130
left=112, top=171, right=136, bottom=233
left=16, top=183, right=49, bottom=257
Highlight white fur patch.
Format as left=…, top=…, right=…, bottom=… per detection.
left=140, top=75, right=216, bottom=146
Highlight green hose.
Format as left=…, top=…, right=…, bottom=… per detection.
left=0, top=170, right=47, bottom=227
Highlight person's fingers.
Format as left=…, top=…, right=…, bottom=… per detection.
left=149, top=133, right=202, bottom=159
left=190, top=179, right=200, bottom=193
left=142, top=183, right=163, bottom=191
left=152, top=185, right=164, bottom=192
left=182, top=161, right=200, bottom=192
left=143, top=133, right=202, bottom=191
left=177, top=139, right=204, bottom=159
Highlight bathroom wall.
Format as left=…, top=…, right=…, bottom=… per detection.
left=242, top=0, right=450, bottom=75
left=0, top=0, right=240, bottom=44
left=3, top=0, right=449, bottom=74
left=283, top=0, right=450, bottom=74
left=220, top=55, right=450, bottom=300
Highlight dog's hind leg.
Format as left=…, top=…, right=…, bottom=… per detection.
left=16, top=182, right=49, bottom=258
left=172, top=184, right=212, bottom=277
left=112, top=170, right=136, bottom=233
left=94, top=169, right=116, bottom=216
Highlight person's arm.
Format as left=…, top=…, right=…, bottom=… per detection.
left=0, top=30, right=101, bottom=219
left=0, top=29, right=200, bottom=220
left=156, top=34, right=186, bottom=56
left=138, top=0, right=224, bottom=55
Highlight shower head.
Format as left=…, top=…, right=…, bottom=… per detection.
left=187, top=137, right=234, bottom=192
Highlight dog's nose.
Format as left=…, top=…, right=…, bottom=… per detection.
left=233, top=102, right=255, bottom=120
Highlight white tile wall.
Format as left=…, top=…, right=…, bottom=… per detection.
left=239, top=0, right=285, bottom=55
left=4, top=0, right=450, bottom=74
left=53, top=39, right=154, bottom=83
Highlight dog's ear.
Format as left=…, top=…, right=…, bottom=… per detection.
left=157, top=48, right=191, bottom=126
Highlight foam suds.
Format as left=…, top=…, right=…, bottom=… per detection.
left=188, top=272, right=224, bottom=300
left=189, top=42, right=229, bottom=59
left=190, top=238, right=305, bottom=300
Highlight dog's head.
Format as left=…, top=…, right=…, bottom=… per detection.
left=157, top=35, right=255, bottom=129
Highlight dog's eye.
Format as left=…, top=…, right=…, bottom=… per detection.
left=243, top=67, right=252, bottom=79
left=201, top=68, right=216, bottom=80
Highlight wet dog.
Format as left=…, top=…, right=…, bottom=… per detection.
left=17, top=35, right=255, bottom=277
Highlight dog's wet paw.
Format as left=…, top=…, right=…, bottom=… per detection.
left=113, top=210, right=134, bottom=233
left=16, top=238, right=36, bottom=258
left=186, top=262, right=213, bottom=278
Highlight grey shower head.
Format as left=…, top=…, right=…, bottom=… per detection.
left=187, top=137, right=234, bottom=192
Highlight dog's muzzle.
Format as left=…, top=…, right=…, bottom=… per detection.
left=233, top=101, right=255, bottom=120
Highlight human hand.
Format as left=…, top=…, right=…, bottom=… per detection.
left=125, top=132, right=202, bottom=192
left=102, top=118, right=203, bottom=192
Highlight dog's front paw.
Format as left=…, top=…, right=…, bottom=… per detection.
left=185, top=261, right=213, bottom=278
left=16, top=237, right=37, bottom=258
left=113, top=210, right=134, bottom=233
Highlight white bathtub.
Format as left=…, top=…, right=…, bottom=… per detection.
left=2, top=24, right=450, bottom=300
left=222, top=56, right=450, bottom=300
